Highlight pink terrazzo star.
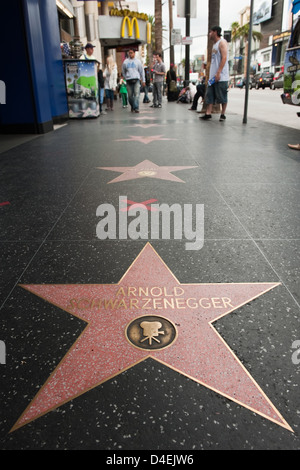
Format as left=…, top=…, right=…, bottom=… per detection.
left=97, top=160, right=198, bottom=184
left=135, top=117, right=157, bottom=120
left=12, top=244, right=292, bottom=432
left=115, top=135, right=177, bottom=145
left=127, top=124, right=164, bottom=128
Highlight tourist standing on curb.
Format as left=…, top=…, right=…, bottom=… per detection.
left=151, top=53, right=166, bottom=108
left=122, top=49, right=145, bottom=113
left=200, top=26, right=229, bottom=122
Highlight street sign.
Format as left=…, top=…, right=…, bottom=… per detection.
left=182, top=36, right=193, bottom=45
left=177, top=0, right=197, bottom=18
left=171, top=28, right=182, bottom=46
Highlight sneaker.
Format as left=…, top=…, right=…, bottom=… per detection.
left=135, top=109, right=140, bottom=113
left=219, top=114, right=226, bottom=121
left=157, top=104, right=162, bottom=108
left=200, top=114, right=212, bottom=120
left=100, top=111, right=107, bottom=115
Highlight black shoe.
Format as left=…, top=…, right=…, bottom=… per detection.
left=135, top=109, right=140, bottom=113
left=189, top=107, right=196, bottom=111
left=157, top=104, right=162, bottom=108
left=219, top=114, right=226, bottom=121
left=200, top=114, right=212, bottom=120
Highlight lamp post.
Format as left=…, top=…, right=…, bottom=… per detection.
left=185, top=0, right=191, bottom=86
left=243, top=0, right=254, bottom=124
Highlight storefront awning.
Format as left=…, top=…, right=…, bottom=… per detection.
left=56, top=0, right=75, bottom=18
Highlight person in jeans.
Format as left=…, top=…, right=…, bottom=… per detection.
left=151, top=53, right=166, bottom=108
left=122, top=49, right=145, bottom=113
left=103, top=56, right=118, bottom=111
left=97, top=64, right=106, bottom=115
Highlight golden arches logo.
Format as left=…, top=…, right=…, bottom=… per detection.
left=121, top=16, right=140, bottom=39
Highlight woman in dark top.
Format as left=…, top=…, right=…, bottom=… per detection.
left=98, top=65, right=106, bottom=115
left=166, top=64, right=177, bottom=102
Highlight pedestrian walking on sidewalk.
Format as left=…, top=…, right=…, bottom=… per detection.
left=200, top=26, right=229, bottom=122
left=143, top=66, right=151, bottom=103
left=97, top=64, right=107, bottom=115
left=122, top=49, right=145, bottom=113
left=103, top=56, right=118, bottom=111
left=151, top=53, right=166, bottom=108
left=119, top=78, right=128, bottom=108
left=166, top=64, right=178, bottom=102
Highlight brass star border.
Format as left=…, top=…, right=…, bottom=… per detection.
left=11, top=244, right=292, bottom=433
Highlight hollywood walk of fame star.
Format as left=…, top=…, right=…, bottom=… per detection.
left=127, top=124, right=164, bottom=129
left=12, top=244, right=292, bottom=432
left=97, top=160, right=198, bottom=184
left=135, top=117, right=157, bottom=120
left=115, top=135, right=177, bottom=145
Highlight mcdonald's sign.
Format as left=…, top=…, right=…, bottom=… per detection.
left=121, top=16, right=140, bottom=39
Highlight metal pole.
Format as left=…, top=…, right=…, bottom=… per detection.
left=243, top=0, right=254, bottom=124
left=185, top=0, right=190, bottom=86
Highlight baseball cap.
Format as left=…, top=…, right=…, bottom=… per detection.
left=85, top=43, right=95, bottom=49
left=210, top=26, right=222, bottom=36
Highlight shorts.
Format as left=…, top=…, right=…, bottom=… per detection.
left=205, top=81, right=228, bottom=105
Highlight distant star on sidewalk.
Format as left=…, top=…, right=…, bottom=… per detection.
left=127, top=124, right=164, bottom=129
left=115, top=135, right=177, bottom=145
left=97, top=160, right=198, bottom=184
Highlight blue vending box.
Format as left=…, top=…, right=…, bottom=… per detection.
left=64, top=59, right=99, bottom=118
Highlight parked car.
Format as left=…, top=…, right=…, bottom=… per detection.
left=236, top=78, right=246, bottom=88
left=250, top=72, right=274, bottom=89
left=271, top=71, right=284, bottom=89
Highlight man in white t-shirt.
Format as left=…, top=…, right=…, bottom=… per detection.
left=200, top=26, right=229, bottom=122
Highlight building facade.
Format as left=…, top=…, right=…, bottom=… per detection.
left=230, top=0, right=294, bottom=80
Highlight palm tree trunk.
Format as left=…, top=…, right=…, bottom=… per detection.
left=202, top=0, right=220, bottom=114
left=155, top=0, right=163, bottom=52
left=207, top=0, right=220, bottom=69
